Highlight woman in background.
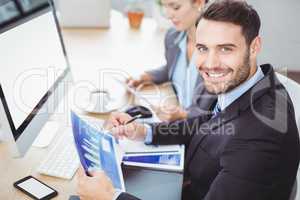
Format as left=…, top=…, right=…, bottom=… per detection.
left=127, top=0, right=215, bottom=122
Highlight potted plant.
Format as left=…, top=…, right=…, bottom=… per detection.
left=125, top=0, right=145, bottom=29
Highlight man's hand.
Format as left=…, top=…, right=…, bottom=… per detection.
left=155, top=105, right=187, bottom=122
left=126, top=73, right=153, bottom=88
left=76, top=167, right=115, bottom=200
left=104, top=112, right=147, bottom=141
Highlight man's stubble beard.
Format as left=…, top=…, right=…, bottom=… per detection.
left=204, top=48, right=251, bottom=95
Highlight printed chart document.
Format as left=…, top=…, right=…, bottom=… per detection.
left=122, top=149, right=185, bottom=172
left=71, top=111, right=125, bottom=191
left=119, top=135, right=185, bottom=172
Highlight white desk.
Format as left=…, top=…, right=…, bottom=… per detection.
left=63, top=11, right=166, bottom=86
left=0, top=11, right=184, bottom=200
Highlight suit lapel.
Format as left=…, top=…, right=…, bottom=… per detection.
left=185, top=102, right=241, bottom=166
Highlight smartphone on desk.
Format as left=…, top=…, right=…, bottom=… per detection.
left=13, top=176, right=58, bottom=200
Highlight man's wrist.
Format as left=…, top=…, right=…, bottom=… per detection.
left=180, top=110, right=188, bottom=119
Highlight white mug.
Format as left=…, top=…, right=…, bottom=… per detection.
left=89, top=90, right=111, bottom=113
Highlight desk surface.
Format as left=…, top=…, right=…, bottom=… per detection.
left=63, top=11, right=166, bottom=85
left=0, top=11, right=182, bottom=200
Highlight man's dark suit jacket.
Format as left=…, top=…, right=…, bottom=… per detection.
left=117, top=64, right=300, bottom=200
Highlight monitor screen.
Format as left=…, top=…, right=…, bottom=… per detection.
left=0, top=0, right=49, bottom=29
left=18, top=0, right=49, bottom=12
left=0, top=3, right=69, bottom=140
left=0, top=1, right=20, bottom=24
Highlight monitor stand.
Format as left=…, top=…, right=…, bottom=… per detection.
left=32, top=121, right=60, bottom=148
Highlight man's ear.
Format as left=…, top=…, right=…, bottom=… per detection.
left=193, top=0, right=205, bottom=10
left=250, top=36, right=262, bottom=58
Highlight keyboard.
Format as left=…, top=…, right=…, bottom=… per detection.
left=37, top=128, right=80, bottom=179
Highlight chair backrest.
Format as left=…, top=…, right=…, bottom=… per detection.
left=276, top=72, right=300, bottom=131
left=275, top=72, right=300, bottom=200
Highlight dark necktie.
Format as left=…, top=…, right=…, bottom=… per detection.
left=212, top=102, right=221, bottom=118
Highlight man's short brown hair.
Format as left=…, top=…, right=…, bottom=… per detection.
left=196, top=0, right=261, bottom=45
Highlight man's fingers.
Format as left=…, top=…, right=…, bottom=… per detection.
left=110, top=127, right=122, bottom=140
left=89, top=169, right=105, bottom=177
left=89, top=170, right=113, bottom=184
left=111, top=123, right=137, bottom=139
left=105, top=118, right=120, bottom=130
left=105, top=112, right=132, bottom=130
left=106, top=112, right=135, bottom=140
left=77, top=166, right=86, bottom=179
left=113, top=112, right=132, bottom=123
left=111, top=125, right=127, bottom=138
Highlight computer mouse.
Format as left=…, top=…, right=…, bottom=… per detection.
left=125, top=105, right=153, bottom=118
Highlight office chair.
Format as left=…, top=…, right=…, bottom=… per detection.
left=276, top=72, right=300, bottom=200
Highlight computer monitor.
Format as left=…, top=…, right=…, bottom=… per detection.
left=0, top=0, right=72, bottom=157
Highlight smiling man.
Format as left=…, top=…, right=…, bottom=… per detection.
left=76, top=1, right=300, bottom=200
